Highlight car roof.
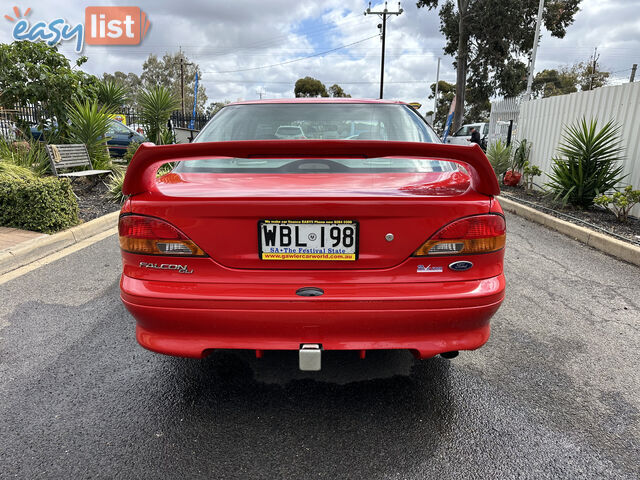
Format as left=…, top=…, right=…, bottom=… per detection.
left=228, top=98, right=408, bottom=106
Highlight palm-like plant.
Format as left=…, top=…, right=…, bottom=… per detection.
left=486, top=140, right=512, bottom=179
left=138, top=85, right=180, bottom=144
left=66, top=99, right=114, bottom=170
left=97, top=80, right=129, bottom=110
left=546, top=118, right=626, bottom=207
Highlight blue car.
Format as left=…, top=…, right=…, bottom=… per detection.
left=30, top=119, right=146, bottom=157
left=105, top=119, right=146, bottom=157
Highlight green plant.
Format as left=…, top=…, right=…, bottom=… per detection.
left=512, top=139, right=531, bottom=172
left=594, top=186, right=640, bottom=223
left=0, top=138, right=50, bottom=176
left=0, top=161, right=36, bottom=180
left=138, top=85, right=180, bottom=144
left=107, top=168, right=126, bottom=203
left=0, top=42, right=99, bottom=138
left=522, top=161, right=543, bottom=192
left=123, top=141, right=141, bottom=164
left=486, top=140, right=512, bottom=179
left=0, top=175, right=79, bottom=233
left=546, top=118, right=626, bottom=207
left=66, top=99, right=114, bottom=170
left=97, top=79, right=129, bottom=110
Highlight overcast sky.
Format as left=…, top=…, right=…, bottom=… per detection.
left=1, top=0, right=638, bottom=115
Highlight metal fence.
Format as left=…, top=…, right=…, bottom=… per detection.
left=487, top=96, right=524, bottom=147
left=517, top=82, right=640, bottom=218
left=0, top=105, right=212, bottom=141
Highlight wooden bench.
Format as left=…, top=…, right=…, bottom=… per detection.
left=46, top=144, right=111, bottom=179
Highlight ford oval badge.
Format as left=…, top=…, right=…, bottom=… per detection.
left=449, top=261, right=473, bottom=272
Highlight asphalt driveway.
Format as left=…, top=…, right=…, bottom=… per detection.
left=0, top=213, right=638, bottom=479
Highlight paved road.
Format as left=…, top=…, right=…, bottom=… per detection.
left=1, top=214, right=638, bottom=479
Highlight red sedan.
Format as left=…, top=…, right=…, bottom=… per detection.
left=119, top=99, right=505, bottom=370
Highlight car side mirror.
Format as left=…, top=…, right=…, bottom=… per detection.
left=128, top=131, right=135, bottom=138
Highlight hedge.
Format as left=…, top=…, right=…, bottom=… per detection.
left=0, top=173, right=79, bottom=233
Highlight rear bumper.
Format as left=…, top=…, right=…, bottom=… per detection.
left=121, top=274, right=505, bottom=359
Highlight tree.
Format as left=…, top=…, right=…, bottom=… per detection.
left=577, top=61, right=609, bottom=91
left=0, top=41, right=99, bottom=136
left=328, top=84, right=351, bottom=98
left=294, top=77, right=329, bottom=97
left=140, top=52, right=208, bottom=113
left=427, top=80, right=455, bottom=132
left=102, top=71, right=143, bottom=105
left=532, top=67, right=579, bottom=98
left=417, top=0, right=582, bottom=131
left=206, top=101, right=230, bottom=116
left=532, top=61, right=610, bottom=98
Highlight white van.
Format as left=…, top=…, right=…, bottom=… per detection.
left=445, top=123, right=488, bottom=147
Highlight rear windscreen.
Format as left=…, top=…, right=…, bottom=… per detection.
left=176, top=103, right=454, bottom=174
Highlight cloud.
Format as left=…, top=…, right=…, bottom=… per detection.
left=0, top=0, right=637, bottom=112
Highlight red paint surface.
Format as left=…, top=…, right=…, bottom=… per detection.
left=120, top=137, right=506, bottom=359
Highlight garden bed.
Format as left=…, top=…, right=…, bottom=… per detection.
left=500, top=185, right=640, bottom=246
left=73, top=179, right=120, bottom=222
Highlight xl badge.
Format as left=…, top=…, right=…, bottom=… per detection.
left=139, top=262, right=193, bottom=274
left=417, top=264, right=443, bottom=273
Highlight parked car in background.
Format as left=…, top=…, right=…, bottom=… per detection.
left=274, top=125, right=306, bottom=139
left=29, top=118, right=146, bottom=157
left=106, top=119, right=146, bottom=157
left=118, top=99, right=506, bottom=371
left=446, top=122, right=488, bottom=150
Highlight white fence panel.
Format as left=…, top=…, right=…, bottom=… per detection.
left=487, top=96, right=522, bottom=146
left=517, top=82, right=640, bottom=218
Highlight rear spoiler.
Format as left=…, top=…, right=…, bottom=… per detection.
left=122, top=140, right=500, bottom=197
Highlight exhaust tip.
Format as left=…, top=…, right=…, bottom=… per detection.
left=440, top=351, right=459, bottom=359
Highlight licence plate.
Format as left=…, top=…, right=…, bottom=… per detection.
left=259, top=220, right=358, bottom=261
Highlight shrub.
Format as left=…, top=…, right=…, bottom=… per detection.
left=107, top=168, right=126, bottom=203
left=138, top=85, right=180, bottom=144
left=67, top=99, right=114, bottom=170
left=123, top=141, right=141, bottom=164
left=0, top=138, right=50, bottom=177
left=546, top=118, right=626, bottom=207
left=486, top=140, right=512, bottom=179
left=0, top=174, right=79, bottom=233
left=0, top=162, right=36, bottom=180
left=594, top=186, right=640, bottom=223
left=512, top=139, right=531, bottom=172
left=97, top=79, right=129, bottom=110
left=522, top=161, right=543, bottom=192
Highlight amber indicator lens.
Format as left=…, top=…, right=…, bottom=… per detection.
left=118, top=215, right=206, bottom=256
left=414, top=214, right=506, bottom=256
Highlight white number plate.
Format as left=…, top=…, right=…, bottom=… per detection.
left=259, top=220, right=358, bottom=261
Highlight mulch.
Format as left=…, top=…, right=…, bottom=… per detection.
left=500, top=185, right=640, bottom=246
left=72, top=178, right=120, bottom=222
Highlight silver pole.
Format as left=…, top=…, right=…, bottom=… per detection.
left=433, top=57, right=440, bottom=124
left=525, top=0, right=545, bottom=98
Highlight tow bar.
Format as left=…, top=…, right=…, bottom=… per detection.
left=299, top=344, right=322, bottom=371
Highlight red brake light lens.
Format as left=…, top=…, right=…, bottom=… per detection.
left=118, top=215, right=206, bottom=256
left=413, top=214, right=506, bottom=256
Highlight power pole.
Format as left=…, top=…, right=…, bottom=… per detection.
left=631, top=64, right=638, bottom=82
left=589, top=47, right=599, bottom=90
left=365, top=2, right=403, bottom=99
left=525, top=0, right=545, bottom=99
left=433, top=57, right=440, bottom=124
left=180, top=58, right=185, bottom=114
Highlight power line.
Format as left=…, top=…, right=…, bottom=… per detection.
left=201, top=35, right=379, bottom=74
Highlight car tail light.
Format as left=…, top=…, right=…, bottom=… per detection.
left=413, top=214, right=506, bottom=256
left=118, top=215, right=206, bottom=256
